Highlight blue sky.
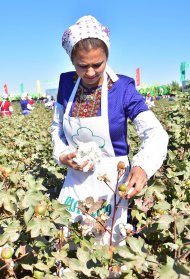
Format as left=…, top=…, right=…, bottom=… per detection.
left=0, top=0, right=190, bottom=95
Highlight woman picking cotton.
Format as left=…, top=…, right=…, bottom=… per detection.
left=0, top=94, right=13, bottom=117
left=51, top=16, right=168, bottom=245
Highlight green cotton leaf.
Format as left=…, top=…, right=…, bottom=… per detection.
left=34, top=262, right=49, bottom=272
left=0, top=233, right=9, bottom=246
left=173, top=262, right=190, bottom=277
left=3, top=198, right=16, bottom=214
left=46, top=257, right=56, bottom=270
left=159, top=256, right=190, bottom=279
left=51, top=251, right=68, bottom=263
left=50, top=209, right=71, bottom=220
left=62, top=272, right=78, bottom=279
left=50, top=201, right=71, bottom=221
left=175, top=215, right=186, bottom=234
left=16, top=188, right=26, bottom=200
left=77, top=247, right=91, bottom=264
left=33, top=236, right=49, bottom=249
left=27, top=218, right=56, bottom=238
left=69, top=258, right=92, bottom=277
left=24, top=206, right=35, bottom=224
left=92, top=244, right=110, bottom=260
left=26, top=219, right=41, bottom=238
left=0, top=147, right=9, bottom=156
left=154, top=200, right=171, bottom=212
left=40, top=219, right=57, bottom=236
left=126, top=237, right=146, bottom=256
left=51, top=200, right=70, bottom=212
left=9, top=173, right=22, bottom=184
left=52, top=216, right=70, bottom=226
left=17, top=162, right=26, bottom=171
left=157, top=214, right=174, bottom=230
left=23, top=174, right=37, bottom=187
left=21, top=190, right=44, bottom=209
left=21, top=264, right=33, bottom=272
left=7, top=231, right=20, bottom=243
left=34, top=178, right=48, bottom=191
left=115, top=246, right=137, bottom=260
left=120, top=255, right=147, bottom=274
left=152, top=187, right=166, bottom=200
left=33, top=184, right=47, bottom=192
left=168, top=150, right=177, bottom=161
left=0, top=221, right=21, bottom=244
left=80, top=238, right=94, bottom=251
left=93, top=266, right=109, bottom=278
left=15, top=138, right=28, bottom=147
left=0, top=190, right=17, bottom=214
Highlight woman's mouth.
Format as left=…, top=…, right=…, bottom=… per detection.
left=85, top=76, right=96, bottom=80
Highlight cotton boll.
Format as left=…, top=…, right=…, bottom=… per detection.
left=73, top=142, right=102, bottom=171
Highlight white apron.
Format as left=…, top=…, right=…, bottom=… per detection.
left=59, top=66, right=130, bottom=244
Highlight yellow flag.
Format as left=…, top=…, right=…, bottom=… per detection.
left=36, top=80, right=41, bottom=95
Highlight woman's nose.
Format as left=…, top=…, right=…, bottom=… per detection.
left=86, top=67, right=95, bottom=76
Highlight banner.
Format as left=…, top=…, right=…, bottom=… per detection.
left=180, top=62, right=186, bottom=81
left=36, top=80, right=41, bottom=95
left=4, top=84, right=8, bottom=94
left=136, top=68, right=140, bottom=86
left=20, top=83, right=24, bottom=94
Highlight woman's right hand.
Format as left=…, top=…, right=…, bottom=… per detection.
left=59, top=152, right=89, bottom=171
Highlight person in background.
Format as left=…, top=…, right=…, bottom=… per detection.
left=0, top=94, right=13, bottom=117
left=20, top=93, right=33, bottom=116
left=45, top=96, right=55, bottom=110
left=145, top=92, right=155, bottom=108
left=51, top=15, right=168, bottom=244
left=28, top=96, right=35, bottom=106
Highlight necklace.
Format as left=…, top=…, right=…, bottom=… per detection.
left=71, top=75, right=113, bottom=118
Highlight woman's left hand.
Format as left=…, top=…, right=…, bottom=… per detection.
left=125, top=166, right=147, bottom=199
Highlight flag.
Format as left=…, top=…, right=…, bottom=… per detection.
left=20, top=83, right=24, bottom=94
left=4, top=84, right=8, bottom=94
left=36, top=80, right=41, bottom=95
left=180, top=62, right=186, bottom=81
left=136, top=68, right=140, bottom=86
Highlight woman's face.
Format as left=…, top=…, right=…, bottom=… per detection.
left=72, top=47, right=107, bottom=88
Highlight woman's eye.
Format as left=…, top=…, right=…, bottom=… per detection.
left=79, top=65, right=88, bottom=69
left=78, top=63, right=102, bottom=69
left=93, top=64, right=101, bottom=68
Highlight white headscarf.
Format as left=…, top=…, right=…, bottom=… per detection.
left=3, top=94, right=8, bottom=99
left=62, top=15, right=110, bottom=57
left=22, top=92, right=28, bottom=100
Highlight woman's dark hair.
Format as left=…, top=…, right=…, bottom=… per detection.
left=71, top=38, right=109, bottom=63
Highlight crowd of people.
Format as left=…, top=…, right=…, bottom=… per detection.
left=0, top=93, right=56, bottom=117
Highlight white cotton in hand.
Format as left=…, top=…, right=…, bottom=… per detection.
left=73, top=142, right=102, bottom=171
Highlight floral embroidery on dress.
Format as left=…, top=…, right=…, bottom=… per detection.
left=71, top=75, right=113, bottom=118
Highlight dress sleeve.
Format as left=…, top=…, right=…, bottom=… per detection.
left=124, top=79, right=149, bottom=121
left=131, top=110, right=169, bottom=179
left=51, top=102, right=69, bottom=166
